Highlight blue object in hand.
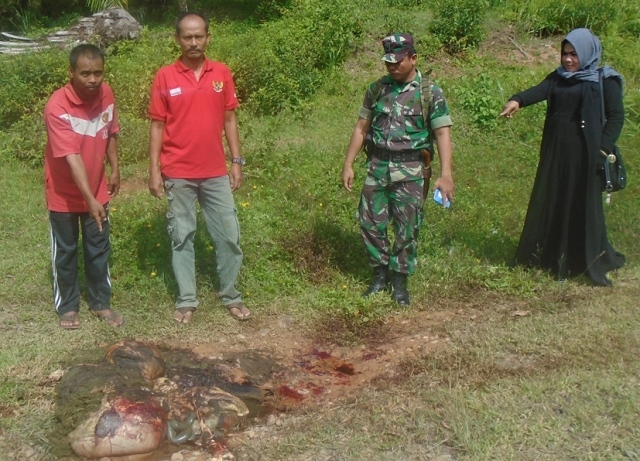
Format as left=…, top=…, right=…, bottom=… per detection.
left=433, top=188, right=450, bottom=208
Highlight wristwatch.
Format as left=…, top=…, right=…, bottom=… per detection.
left=231, top=157, right=246, bottom=166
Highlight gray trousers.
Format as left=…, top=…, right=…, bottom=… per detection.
left=49, top=208, right=111, bottom=316
left=164, top=176, right=243, bottom=309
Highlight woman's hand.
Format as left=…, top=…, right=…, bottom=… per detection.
left=499, top=100, right=520, bottom=118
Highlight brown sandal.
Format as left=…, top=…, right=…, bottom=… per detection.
left=174, top=307, right=195, bottom=324
left=91, top=309, right=124, bottom=327
left=59, top=311, right=80, bottom=330
left=226, top=302, right=251, bottom=321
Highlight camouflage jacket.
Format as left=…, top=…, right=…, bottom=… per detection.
left=357, top=70, right=452, bottom=184
left=358, top=70, right=452, bottom=153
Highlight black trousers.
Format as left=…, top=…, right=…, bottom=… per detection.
left=49, top=208, right=111, bottom=316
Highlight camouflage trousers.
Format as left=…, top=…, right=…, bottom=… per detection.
left=358, top=176, right=425, bottom=274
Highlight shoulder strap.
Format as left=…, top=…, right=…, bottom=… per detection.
left=370, top=71, right=433, bottom=125
left=598, top=68, right=606, bottom=126
left=368, top=71, right=435, bottom=155
left=369, top=76, right=386, bottom=108
left=420, top=69, right=433, bottom=127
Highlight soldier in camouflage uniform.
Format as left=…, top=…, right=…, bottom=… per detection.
left=341, top=33, right=454, bottom=305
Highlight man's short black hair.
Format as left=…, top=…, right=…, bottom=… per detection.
left=175, top=11, right=210, bottom=35
left=69, top=44, right=105, bottom=69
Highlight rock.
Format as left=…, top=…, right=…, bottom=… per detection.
left=71, top=8, right=142, bottom=44
left=278, top=314, right=294, bottom=329
left=266, top=414, right=277, bottom=426
left=43, top=8, right=142, bottom=48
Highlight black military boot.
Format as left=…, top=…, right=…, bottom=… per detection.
left=363, top=265, right=388, bottom=298
left=390, top=271, right=410, bottom=306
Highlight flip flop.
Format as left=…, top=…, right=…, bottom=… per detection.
left=59, top=311, right=80, bottom=330
left=174, top=307, right=195, bottom=324
left=226, top=302, right=251, bottom=321
left=91, top=309, right=125, bottom=327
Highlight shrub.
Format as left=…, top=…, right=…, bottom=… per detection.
left=429, top=0, right=487, bottom=54
left=0, top=112, right=46, bottom=167
left=0, top=48, right=67, bottom=130
left=106, top=29, right=177, bottom=119
left=225, top=0, right=367, bottom=114
left=504, top=0, right=620, bottom=37
left=451, top=73, right=504, bottom=130
left=117, top=114, right=150, bottom=164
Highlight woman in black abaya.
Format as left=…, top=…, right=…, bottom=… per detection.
left=500, top=28, right=625, bottom=286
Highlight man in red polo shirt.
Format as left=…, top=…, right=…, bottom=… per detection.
left=45, top=44, right=123, bottom=329
left=148, top=11, right=250, bottom=324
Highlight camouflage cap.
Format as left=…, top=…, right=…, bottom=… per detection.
left=381, top=33, right=415, bottom=63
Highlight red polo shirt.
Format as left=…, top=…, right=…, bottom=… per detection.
left=44, top=82, right=120, bottom=212
left=149, top=58, right=239, bottom=179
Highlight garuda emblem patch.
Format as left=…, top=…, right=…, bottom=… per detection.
left=213, top=81, right=224, bottom=92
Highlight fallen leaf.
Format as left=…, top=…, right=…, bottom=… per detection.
left=512, top=310, right=531, bottom=317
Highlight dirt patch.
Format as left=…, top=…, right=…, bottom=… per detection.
left=166, top=309, right=455, bottom=412
left=0, top=403, right=14, bottom=418
left=478, top=27, right=559, bottom=65
left=118, top=176, right=149, bottom=195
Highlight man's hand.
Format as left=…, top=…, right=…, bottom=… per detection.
left=148, top=169, right=164, bottom=199
left=107, top=170, right=120, bottom=198
left=433, top=175, right=454, bottom=206
left=149, top=120, right=165, bottom=199
left=342, top=118, right=370, bottom=192
left=88, top=198, right=107, bottom=233
left=342, top=164, right=355, bottom=192
left=66, top=153, right=108, bottom=232
left=230, top=163, right=243, bottom=191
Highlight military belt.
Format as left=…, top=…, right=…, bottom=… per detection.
left=368, top=146, right=422, bottom=162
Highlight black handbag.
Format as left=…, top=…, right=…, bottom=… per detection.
left=600, top=145, right=627, bottom=193
left=597, top=69, right=627, bottom=193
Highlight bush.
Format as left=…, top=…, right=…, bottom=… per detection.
left=0, top=0, right=38, bottom=31
left=106, top=29, right=177, bottom=119
left=117, top=114, right=150, bottom=164
left=0, top=112, right=46, bottom=167
left=0, top=48, right=67, bottom=130
left=429, top=0, right=487, bottom=53
left=451, top=73, right=504, bottom=130
left=504, top=0, right=620, bottom=37
left=225, top=0, right=367, bottom=114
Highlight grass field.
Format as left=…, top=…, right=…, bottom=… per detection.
left=0, top=8, right=639, bottom=461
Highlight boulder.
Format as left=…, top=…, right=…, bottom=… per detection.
left=70, top=8, right=142, bottom=44
left=44, top=8, right=142, bottom=47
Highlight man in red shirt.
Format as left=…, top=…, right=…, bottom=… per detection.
left=45, top=44, right=123, bottom=329
left=149, top=12, right=250, bottom=324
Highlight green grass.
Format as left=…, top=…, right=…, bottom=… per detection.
left=1, top=4, right=639, bottom=460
